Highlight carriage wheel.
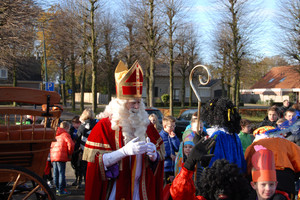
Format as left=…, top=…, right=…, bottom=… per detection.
left=0, top=164, right=55, bottom=200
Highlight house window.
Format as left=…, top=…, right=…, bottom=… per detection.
left=0, top=68, right=8, bottom=79
left=174, top=89, right=180, bottom=101
left=268, top=78, right=274, bottom=83
left=214, top=89, right=222, bottom=98
left=185, top=87, right=190, bottom=98
left=154, top=87, right=159, bottom=97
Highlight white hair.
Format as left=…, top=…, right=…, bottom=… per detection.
left=97, top=97, right=150, bottom=144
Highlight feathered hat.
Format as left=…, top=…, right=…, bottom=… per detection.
left=115, top=60, right=144, bottom=100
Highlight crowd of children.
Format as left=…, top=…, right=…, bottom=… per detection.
left=41, top=97, right=300, bottom=199
left=166, top=98, right=300, bottom=200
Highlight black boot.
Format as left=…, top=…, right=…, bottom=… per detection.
left=72, top=177, right=78, bottom=186
left=76, top=176, right=82, bottom=189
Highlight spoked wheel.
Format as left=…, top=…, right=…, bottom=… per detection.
left=0, top=164, right=55, bottom=200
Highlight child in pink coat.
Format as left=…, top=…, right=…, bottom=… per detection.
left=50, top=121, right=74, bottom=196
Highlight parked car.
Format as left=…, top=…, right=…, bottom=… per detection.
left=174, top=109, right=197, bottom=140
left=145, top=107, right=164, bottom=125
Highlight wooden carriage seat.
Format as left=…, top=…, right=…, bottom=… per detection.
left=0, top=87, right=62, bottom=143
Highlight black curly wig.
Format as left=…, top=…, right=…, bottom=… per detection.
left=196, top=159, right=250, bottom=200
left=201, top=97, right=241, bottom=134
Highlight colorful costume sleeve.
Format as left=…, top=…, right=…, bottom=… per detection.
left=174, top=142, right=184, bottom=176
left=210, top=130, right=247, bottom=173
left=170, top=166, right=197, bottom=200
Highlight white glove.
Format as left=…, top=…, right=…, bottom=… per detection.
left=121, top=137, right=147, bottom=156
left=103, top=137, right=147, bottom=167
left=146, top=137, right=157, bottom=161
left=103, top=149, right=126, bottom=167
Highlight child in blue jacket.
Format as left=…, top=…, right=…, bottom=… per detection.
left=159, top=115, right=180, bottom=184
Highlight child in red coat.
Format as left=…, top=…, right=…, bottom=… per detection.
left=50, top=121, right=75, bottom=196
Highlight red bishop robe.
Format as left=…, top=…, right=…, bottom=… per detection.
left=82, top=117, right=165, bottom=200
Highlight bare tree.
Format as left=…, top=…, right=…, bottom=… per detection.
left=80, top=11, right=89, bottom=112
left=65, top=0, right=90, bottom=112
left=98, top=11, right=119, bottom=101
left=89, top=0, right=99, bottom=112
left=0, top=0, right=41, bottom=86
left=212, top=26, right=234, bottom=98
left=41, top=4, right=81, bottom=107
left=119, top=2, right=141, bottom=66
left=276, top=0, right=300, bottom=72
left=127, top=0, right=163, bottom=107
left=74, top=0, right=105, bottom=112
left=160, top=0, right=188, bottom=114
left=59, top=0, right=83, bottom=111
left=44, top=7, right=69, bottom=105
left=175, top=24, right=201, bottom=107
left=211, top=0, right=262, bottom=106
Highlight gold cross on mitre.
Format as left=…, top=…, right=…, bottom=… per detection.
left=115, top=60, right=144, bottom=100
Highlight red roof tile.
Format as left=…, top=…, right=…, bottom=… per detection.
left=251, top=66, right=300, bottom=89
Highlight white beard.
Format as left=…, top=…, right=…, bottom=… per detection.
left=121, top=108, right=148, bottom=144
left=96, top=98, right=149, bottom=144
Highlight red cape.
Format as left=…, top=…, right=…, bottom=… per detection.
left=83, top=117, right=165, bottom=200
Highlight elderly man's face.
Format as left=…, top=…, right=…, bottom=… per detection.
left=125, top=99, right=141, bottom=112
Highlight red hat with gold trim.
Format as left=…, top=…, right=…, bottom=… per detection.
left=115, top=60, right=143, bottom=100
left=251, top=145, right=276, bottom=182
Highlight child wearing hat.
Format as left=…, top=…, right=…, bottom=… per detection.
left=174, top=134, right=195, bottom=176
left=250, top=145, right=290, bottom=200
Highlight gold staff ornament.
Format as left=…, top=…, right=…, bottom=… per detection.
left=189, top=65, right=212, bottom=135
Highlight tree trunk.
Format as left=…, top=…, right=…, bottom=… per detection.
left=80, top=58, right=86, bottom=112
left=104, top=33, right=113, bottom=101
left=13, top=65, right=17, bottom=106
left=221, top=74, right=226, bottom=97
left=13, top=65, right=17, bottom=87
left=169, top=31, right=174, bottom=115
left=80, top=16, right=88, bottom=113
left=126, top=23, right=133, bottom=66
left=226, top=76, right=231, bottom=98
left=71, top=53, right=76, bottom=111
left=234, top=70, right=240, bottom=108
left=149, top=55, right=155, bottom=107
left=181, top=73, right=185, bottom=108
left=237, top=78, right=240, bottom=109
left=148, top=0, right=155, bottom=108
left=146, top=63, right=150, bottom=106
left=90, top=0, right=97, bottom=112
left=61, top=64, right=66, bottom=106
left=180, top=57, right=186, bottom=108
left=189, top=87, right=192, bottom=107
left=189, top=58, right=194, bottom=107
